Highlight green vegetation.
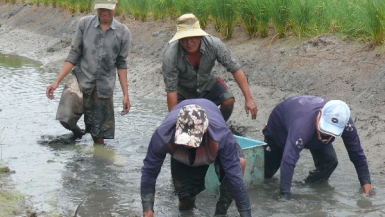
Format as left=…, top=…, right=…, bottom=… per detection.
left=5, top=0, right=385, bottom=44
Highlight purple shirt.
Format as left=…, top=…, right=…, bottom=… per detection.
left=141, top=99, right=250, bottom=212
left=264, top=95, right=371, bottom=195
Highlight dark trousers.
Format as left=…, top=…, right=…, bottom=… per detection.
left=264, top=135, right=338, bottom=183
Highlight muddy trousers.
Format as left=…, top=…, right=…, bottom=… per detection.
left=214, top=158, right=234, bottom=215
left=264, top=135, right=338, bottom=183
left=304, top=145, right=338, bottom=183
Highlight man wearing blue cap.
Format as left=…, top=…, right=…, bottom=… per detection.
left=263, top=95, right=371, bottom=200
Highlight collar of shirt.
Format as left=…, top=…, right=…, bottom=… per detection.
left=315, top=111, right=333, bottom=144
left=94, top=16, right=117, bottom=30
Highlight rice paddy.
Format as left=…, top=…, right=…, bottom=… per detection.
left=5, top=0, right=385, bottom=44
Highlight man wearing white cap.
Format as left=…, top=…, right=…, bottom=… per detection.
left=141, top=99, right=251, bottom=216
left=162, top=14, right=258, bottom=122
left=46, top=0, right=131, bottom=145
left=263, top=95, right=371, bottom=200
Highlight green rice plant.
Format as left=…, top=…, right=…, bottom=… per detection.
left=128, top=0, right=149, bottom=21
left=191, top=0, right=209, bottom=29
left=22, top=0, right=25, bottom=3
left=117, top=0, right=130, bottom=17
left=289, top=0, right=320, bottom=37
left=175, top=0, right=192, bottom=15
left=10, top=0, right=16, bottom=4
left=43, top=0, right=49, bottom=6
left=255, top=0, right=269, bottom=37
left=328, top=0, right=365, bottom=37
left=362, top=0, right=385, bottom=44
left=30, top=0, right=35, bottom=5
left=311, top=1, right=330, bottom=34
left=51, top=0, right=57, bottom=7
left=151, top=0, right=167, bottom=20
left=208, top=0, right=238, bottom=39
left=174, top=0, right=209, bottom=29
left=78, top=0, right=92, bottom=13
left=164, top=0, right=179, bottom=20
left=267, top=0, right=289, bottom=38
left=36, top=0, right=41, bottom=7
left=238, top=0, right=258, bottom=37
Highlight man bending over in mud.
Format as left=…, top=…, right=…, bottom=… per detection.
left=46, top=0, right=131, bottom=145
left=141, top=99, right=251, bottom=217
left=263, top=95, right=371, bottom=200
left=162, top=13, right=258, bottom=122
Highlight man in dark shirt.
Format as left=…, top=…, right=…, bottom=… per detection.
left=46, top=0, right=131, bottom=145
left=141, top=99, right=251, bottom=217
left=263, top=95, right=371, bottom=200
left=162, top=13, right=258, bottom=121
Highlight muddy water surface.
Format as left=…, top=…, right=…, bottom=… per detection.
left=1, top=53, right=385, bottom=217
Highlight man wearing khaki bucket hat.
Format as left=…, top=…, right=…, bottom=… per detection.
left=162, top=14, right=258, bottom=122
left=46, top=0, right=131, bottom=145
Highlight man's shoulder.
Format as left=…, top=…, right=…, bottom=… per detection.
left=163, top=41, right=179, bottom=62
left=112, top=18, right=130, bottom=33
left=79, top=15, right=97, bottom=23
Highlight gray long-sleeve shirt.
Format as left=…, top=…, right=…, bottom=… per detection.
left=66, top=15, right=131, bottom=98
left=162, top=35, right=241, bottom=98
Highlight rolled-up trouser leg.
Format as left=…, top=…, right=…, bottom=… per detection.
left=305, top=144, right=338, bottom=183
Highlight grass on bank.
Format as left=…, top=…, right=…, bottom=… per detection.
left=5, top=0, right=385, bottom=45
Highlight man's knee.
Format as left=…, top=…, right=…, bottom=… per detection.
left=60, top=121, right=70, bottom=130
left=221, top=97, right=235, bottom=108
left=240, top=158, right=246, bottom=176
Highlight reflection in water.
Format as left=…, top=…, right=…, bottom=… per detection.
left=1, top=52, right=385, bottom=216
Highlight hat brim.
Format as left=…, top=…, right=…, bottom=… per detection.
left=318, top=114, right=344, bottom=137
left=94, top=3, right=116, bottom=10
left=175, top=132, right=204, bottom=148
left=169, top=29, right=209, bottom=43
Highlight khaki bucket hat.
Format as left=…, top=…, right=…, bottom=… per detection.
left=169, top=14, right=209, bottom=43
left=94, top=0, right=118, bottom=10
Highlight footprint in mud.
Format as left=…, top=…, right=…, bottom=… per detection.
left=38, top=133, right=82, bottom=145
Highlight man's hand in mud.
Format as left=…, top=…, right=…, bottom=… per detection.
left=245, top=98, right=258, bottom=120
left=121, top=96, right=131, bottom=116
left=143, top=210, right=153, bottom=217
left=46, top=82, right=59, bottom=99
left=362, top=184, right=371, bottom=195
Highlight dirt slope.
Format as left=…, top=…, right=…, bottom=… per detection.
left=1, top=1, right=385, bottom=175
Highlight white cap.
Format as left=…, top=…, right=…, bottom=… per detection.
left=318, top=100, right=350, bottom=137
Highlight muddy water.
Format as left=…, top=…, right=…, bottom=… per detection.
left=1, top=52, right=385, bottom=217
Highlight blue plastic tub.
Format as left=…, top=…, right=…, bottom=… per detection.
left=204, top=135, right=266, bottom=194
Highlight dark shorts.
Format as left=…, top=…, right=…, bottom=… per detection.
left=171, top=142, right=244, bottom=201
left=56, top=75, right=115, bottom=139
left=177, top=77, right=234, bottom=106
left=83, top=88, right=115, bottom=139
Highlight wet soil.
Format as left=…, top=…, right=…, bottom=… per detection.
left=1, top=1, right=385, bottom=216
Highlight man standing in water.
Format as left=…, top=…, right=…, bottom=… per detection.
left=162, top=14, right=258, bottom=121
left=263, top=95, right=371, bottom=200
left=46, top=0, right=131, bottom=145
left=141, top=99, right=251, bottom=217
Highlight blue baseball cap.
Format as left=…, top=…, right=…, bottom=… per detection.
left=318, top=100, right=350, bottom=137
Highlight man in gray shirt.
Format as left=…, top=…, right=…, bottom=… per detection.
left=46, top=0, right=131, bottom=145
left=162, top=14, right=258, bottom=121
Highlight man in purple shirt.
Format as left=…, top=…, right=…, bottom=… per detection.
left=141, top=99, right=251, bottom=217
left=263, top=95, right=371, bottom=200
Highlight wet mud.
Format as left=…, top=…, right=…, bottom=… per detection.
left=0, top=1, right=385, bottom=216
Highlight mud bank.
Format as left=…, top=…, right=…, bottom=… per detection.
left=1, top=0, right=385, bottom=189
